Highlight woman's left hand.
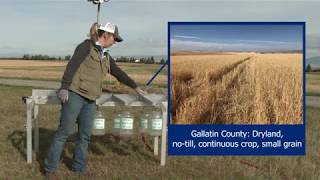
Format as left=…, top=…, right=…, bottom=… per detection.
left=135, top=87, right=147, bottom=96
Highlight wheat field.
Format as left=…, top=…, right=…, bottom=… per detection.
left=0, top=60, right=167, bottom=87
left=170, top=53, right=303, bottom=124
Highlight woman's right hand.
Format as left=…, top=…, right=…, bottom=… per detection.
left=57, top=89, right=69, bottom=103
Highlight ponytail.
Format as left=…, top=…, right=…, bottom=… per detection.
left=89, top=22, right=99, bottom=42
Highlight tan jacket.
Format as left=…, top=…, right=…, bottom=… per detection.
left=61, top=39, right=137, bottom=100
left=69, top=43, right=109, bottom=100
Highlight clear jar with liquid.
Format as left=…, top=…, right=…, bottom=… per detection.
left=148, top=111, right=163, bottom=136
left=139, top=113, right=150, bottom=134
left=92, top=110, right=106, bottom=136
left=120, top=111, right=134, bottom=136
left=112, top=113, right=122, bottom=134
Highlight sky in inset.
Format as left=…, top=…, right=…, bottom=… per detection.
left=171, top=24, right=303, bottom=52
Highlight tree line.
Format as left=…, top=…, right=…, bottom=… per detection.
left=115, top=56, right=165, bottom=64
left=306, top=64, right=320, bottom=72
left=21, top=54, right=166, bottom=64
left=22, top=54, right=70, bottom=61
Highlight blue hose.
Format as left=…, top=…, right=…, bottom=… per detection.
left=146, top=61, right=168, bottom=86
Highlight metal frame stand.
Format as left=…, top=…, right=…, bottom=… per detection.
left=24, top=89, right=168, bottom=166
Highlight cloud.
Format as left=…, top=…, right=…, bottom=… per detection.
left=173, top=35, right=201, bottom=40
left=171, top=39, right=301, bottom=52
left=236, top=40, right=295, bottom=45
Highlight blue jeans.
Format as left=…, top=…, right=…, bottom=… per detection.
left=44, top=91, right=96, bottom=173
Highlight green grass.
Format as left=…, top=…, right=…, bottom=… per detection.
left=0, top=63, right=168, bottom=88
left=0, top=66, right=66, bottom=71
left=0, top=65, right=168, bottom=75
left=0, top=76, right=61, bottom=81
left=306, top=72, right=320, bottom=96
left=120, top=65, right=168, bottom=75
left=0, top=85, right=319, bottom=179
left=306, top=92, right=320, bottom=96
left=307, top=74, right=320, bottom=84
left=0, top=77, right=167, bottom=89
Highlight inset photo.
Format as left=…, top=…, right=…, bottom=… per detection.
left=169, top=22, right=304, bottom=124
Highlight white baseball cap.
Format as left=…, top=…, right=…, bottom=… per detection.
left=98, top=22, right=123, bottom=42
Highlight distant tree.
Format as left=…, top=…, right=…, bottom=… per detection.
left=160, top=58, right=165, bottom=64
left=144, top=56, right=155, bottom=64
left=117, top=56, right=128, bottom=63
left=49, top=56, right=56, bottom=60
left=22, top=54, right=30, bottom=60
left=31, top=55, right=39, bottom=60
left=43, top=55, right=49, bottom=60
left=65, top=55, right=71, bottom=60
left=150, top=56, right=155, bottom=64
left=122, top=56, right=127, bottom=62
left=144, top=57, right=149, bottom=64
left=21, top=54, right=62, bottom=60
left=306, top=64, right=312, bottom=72
left=129, top=57, right=135, bottom=63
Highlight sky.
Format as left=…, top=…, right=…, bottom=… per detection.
left=0, top=0, right=319, bottom=58
left=171, top=24, right=303, bottom=52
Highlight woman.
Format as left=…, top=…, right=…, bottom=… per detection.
left=44, top=22, right=145, bottom=179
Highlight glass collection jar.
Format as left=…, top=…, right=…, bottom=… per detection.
left=148, top=111, right=163, bottom=136
left=92, top=110, right=106, bottom=136
left=120, top=111, right=134, bottom=136
left=112, top=113, right=122, bottom=134
left=139, top=113, right=150, bottom=134
left=92, top=109, right=164, bottom=137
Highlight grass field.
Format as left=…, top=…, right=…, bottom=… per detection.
left=0, top=84, right=319, bottom=179
left=307, top=72, right=320, bottom=96
left=0, top=60, right=167, bottom=88
left=171, top=53, right=302, bottom=124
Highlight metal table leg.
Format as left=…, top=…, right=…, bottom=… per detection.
left=154, top=136, right=159, bottom=156
left=26, top=98, right=34, bottom=163
left=161, top=102, right=167, bottom=166
left=33, top=105, right=39, bottom=153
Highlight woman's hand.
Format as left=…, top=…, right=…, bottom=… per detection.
left=134, top=87, right=147, bottom=96
left=57, top=89, right=69, bottom=103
